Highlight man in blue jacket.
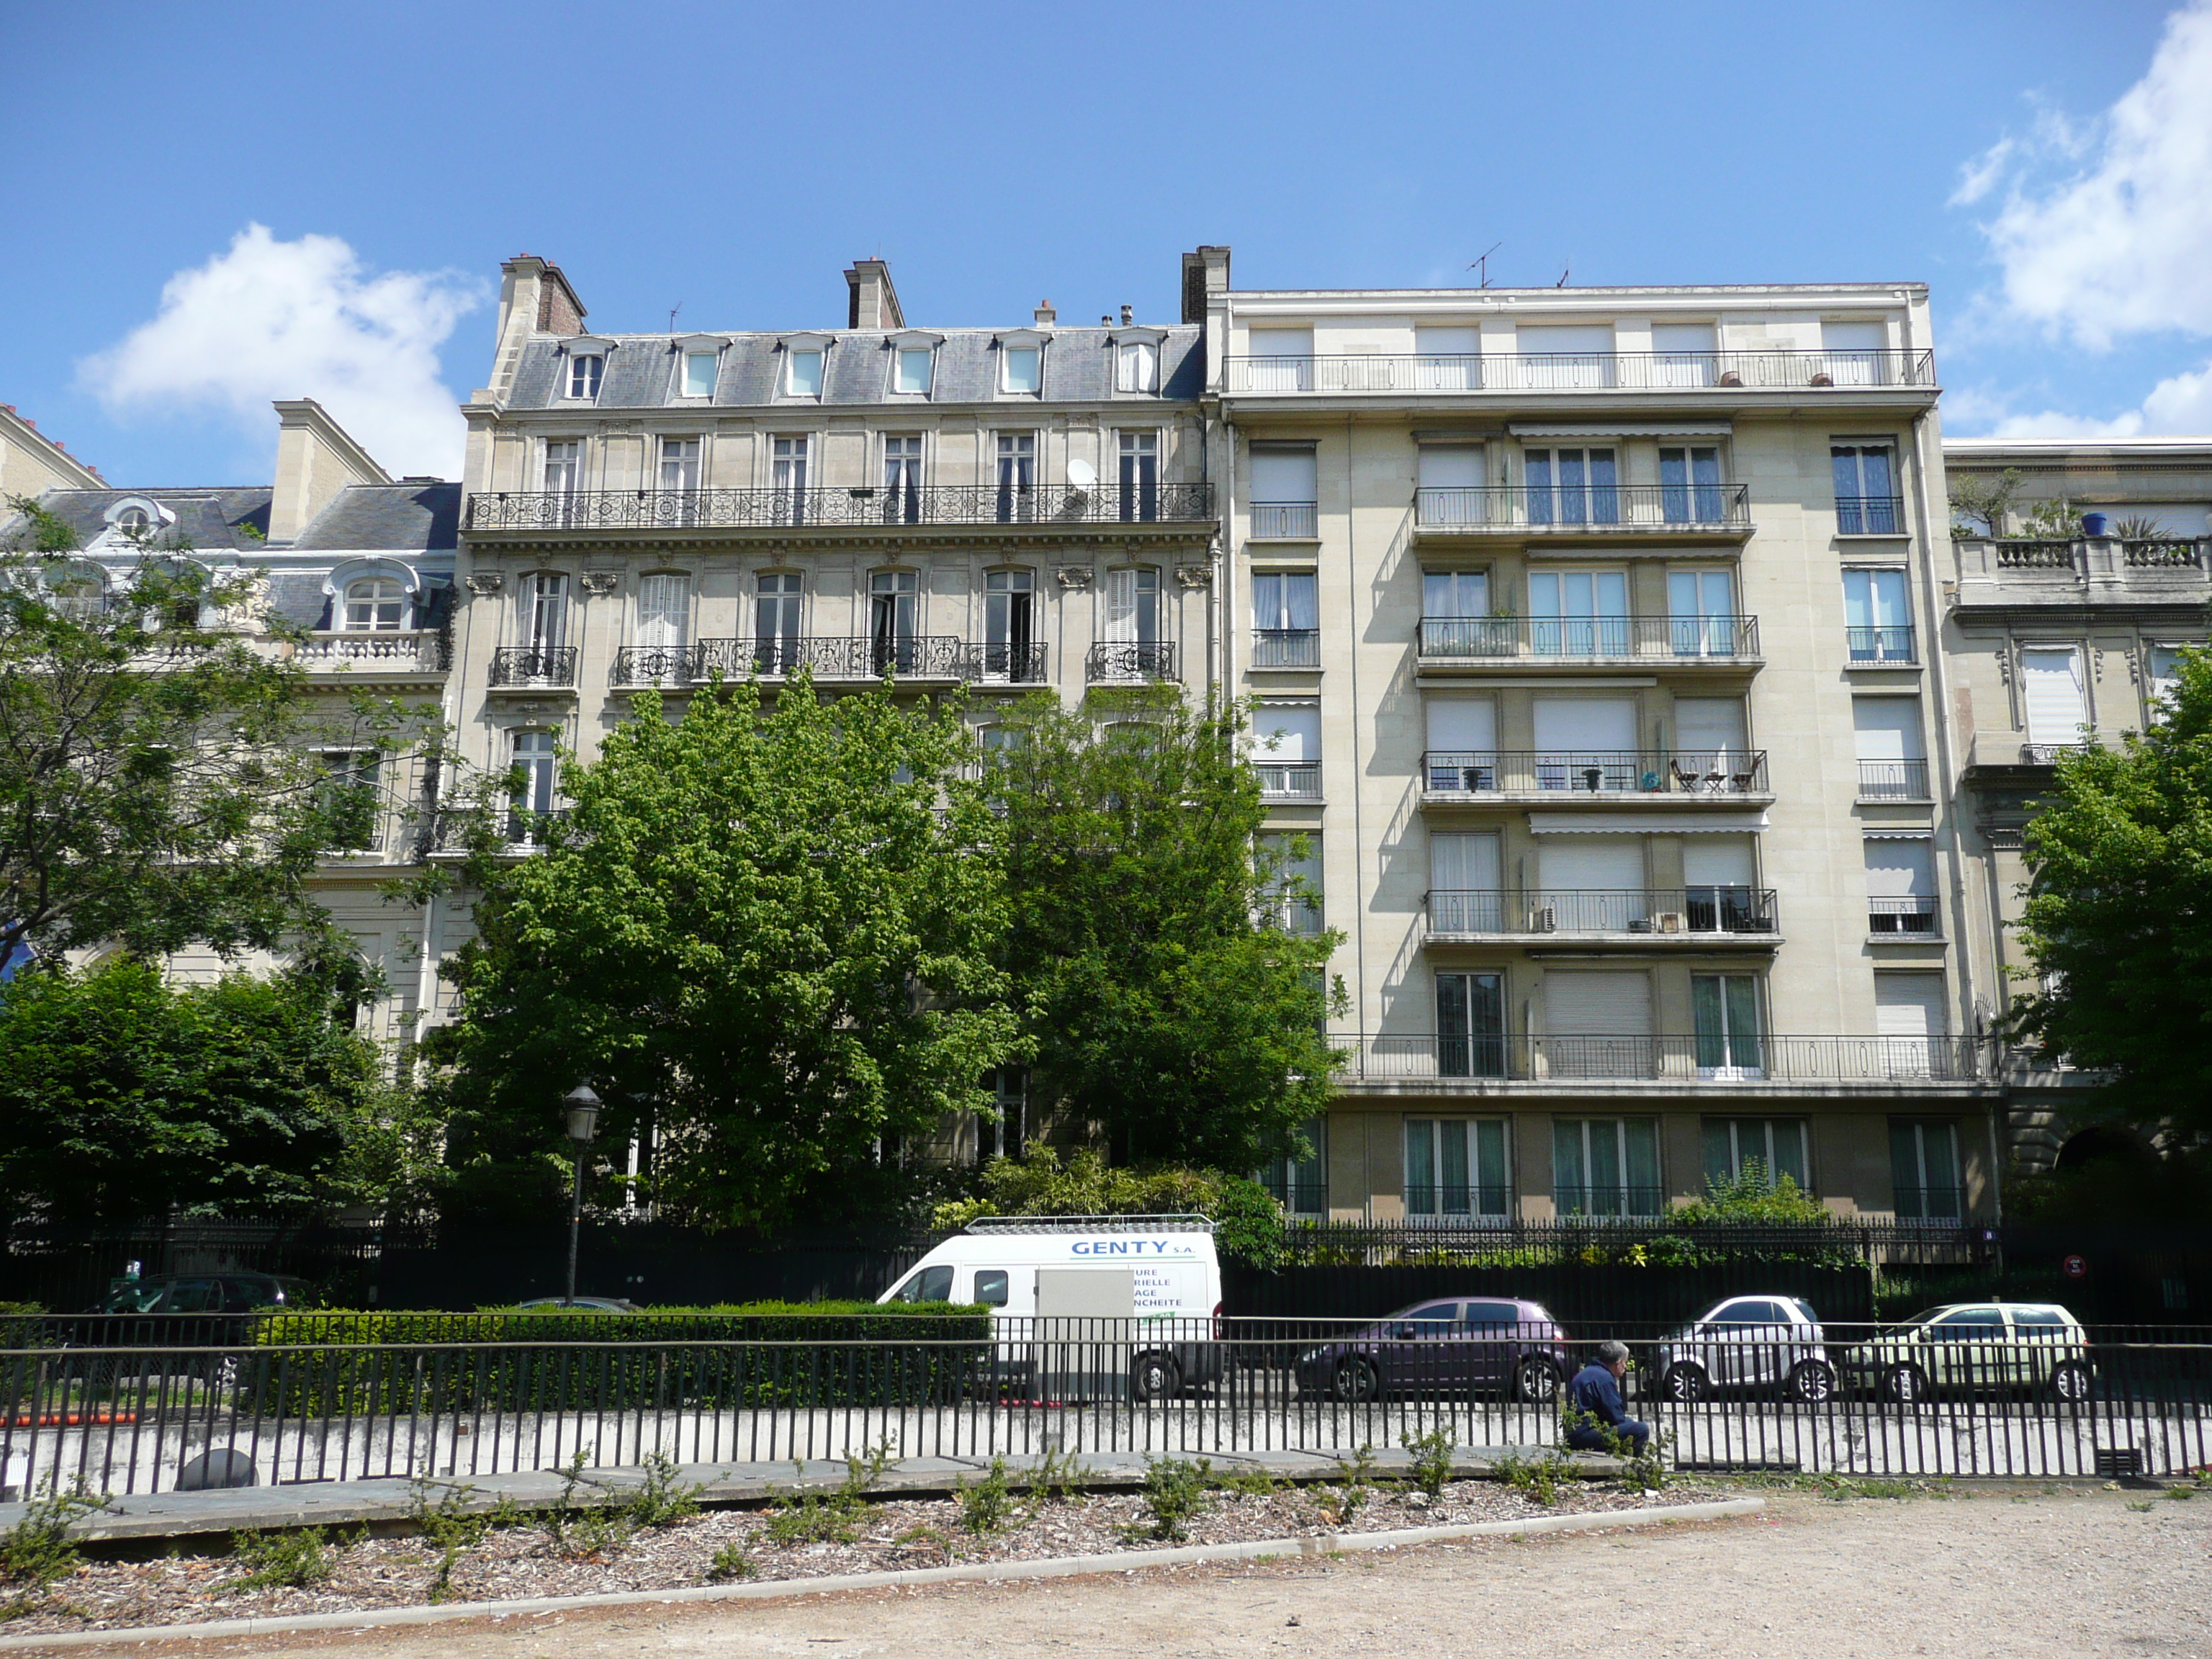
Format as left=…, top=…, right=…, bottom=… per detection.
left=1567, top=1340, right=1650, bottom=1455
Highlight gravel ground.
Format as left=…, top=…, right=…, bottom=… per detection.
left=50, top=1482, right=2208, bottom=1659
left=0, top=1465, right=1716, bottom=1637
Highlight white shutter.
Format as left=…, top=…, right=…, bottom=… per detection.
left=1250, top=448, right=1316, bottom=502
left=1246, top=330, right=1312, bottom=392
left=1249, top=328, right=1312, bottom=358
left=1875, top=974, right=1947, bottom=1036
left=1425, top=696, right=1497, bottom=751
left=1518, top=325, right=1614, bottom=355
left=1539, top=839, right=1643, bottom=891
left=1683, top=835, right=1755, bottom=886
left=636, top=574, right=689, bottom=652
left=1533, top=697, right=1637, bottom=751
left=2020, top=647, right=2088, bottom=744
left=1863, top=839, right=1933, bottom=898
left=1418, top=446, right=1485, bottom=489
left=1852, top=697, right=1924, bottom=762
left=1673, top=697, right=1746, bottom=754
left=1102, top=567, right=1136, bottom=643
left=1651, top=323, right=1717, bottom=354
left=1415, top=328, right=1480, bottom=390
left=1546, top=971, right=1651, bottom=1033
left=1256, top=705, right=1320, bottom=761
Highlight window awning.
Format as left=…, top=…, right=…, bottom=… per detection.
left=1508, top=422, right=1734, bottom=439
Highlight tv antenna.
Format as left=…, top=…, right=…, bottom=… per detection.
left=1470, top=242, right=1503, bottom=289
left=1556, top=259, right=1571, bottom=288
left=667, top=301, right=683, bottom=333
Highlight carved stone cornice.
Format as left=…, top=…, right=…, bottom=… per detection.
left=464, top=572, right=504, bottom=596
left=1056, top=566, right=1094, bottom=590
left=579, top=570, right=621, bottom=596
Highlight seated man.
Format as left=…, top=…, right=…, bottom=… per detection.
left=1566, top=1340, right=1650, bottom=1455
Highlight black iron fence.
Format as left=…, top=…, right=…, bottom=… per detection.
left=465, top=483, right=1214, bottom=531
left=487, top=646, right=577, bottom=687
left=1328, top=1030, right=1987, bottom=1084
left=1856, top=758, right=1930, bottom=799
left=1845, top=624, right=1917, bottom=663
left=1085, top=642, right=1177, bottom=683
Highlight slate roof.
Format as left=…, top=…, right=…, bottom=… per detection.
left=20, top=488, right=274, bottom=552
left=506, top=325, right=1204, bottom=411
left=289, top=482, right=461, bottom=552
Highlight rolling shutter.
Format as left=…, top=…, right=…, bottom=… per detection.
left=1533, top=697, right=1637, bottom=751
left=2020, top=648, right=2087, bottom=745
left=1544, top=971, right=1651, bottom=1079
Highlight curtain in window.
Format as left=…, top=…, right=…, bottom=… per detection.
left=636, top=574, right=688, bottom=655
left=1436, top=972, right=1505, bottom=1079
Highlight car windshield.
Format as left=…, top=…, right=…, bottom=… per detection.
left=102, top=1282, right=165, bottom=1313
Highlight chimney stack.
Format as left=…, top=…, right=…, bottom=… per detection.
left=1181, top=246, right=1231, bottom=324
left=845, top=259, right=904, bottom=330
left=1034, top=300, right=1056, bottom=325
left=1120, top=304, right=1134, bottom=326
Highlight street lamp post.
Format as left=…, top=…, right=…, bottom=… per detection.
left=562, top=1084, right=602, bottom=1307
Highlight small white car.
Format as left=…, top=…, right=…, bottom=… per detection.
left=1843, top=1303, right=2092, bottom=1403
left=1650, top=1295, right=1834, bottom=1403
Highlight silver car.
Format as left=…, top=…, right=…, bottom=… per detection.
left=1651, top=1295, right=1835, bottom=1403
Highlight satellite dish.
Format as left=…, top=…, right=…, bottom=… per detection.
left=1066, top=457, right=1097, bottom=490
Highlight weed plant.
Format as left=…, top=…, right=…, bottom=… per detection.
left=1030, top=1444, right=1092, bottom=1504
left=1127, top=1457, right=1212, bottom=1542
left=0, top=1480, right=105, bottom=1617
left=228, top=1527, right=333, bottom=1593
left=706, top=1543, right=755, bottom=1581
left=764, top=1440, right=894, bottom=1547
left=955, top=1458, right=1016, bottom=1536
left=1402, top=1428, right=1456, bottom=1498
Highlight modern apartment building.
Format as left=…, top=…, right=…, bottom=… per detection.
left=1187, top=251, right=1995, bottom=1223
left=1943, top=437, right=2212, bottom=1173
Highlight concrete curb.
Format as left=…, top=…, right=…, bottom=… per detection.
left=0, top=1497, right=1763, bottom=1650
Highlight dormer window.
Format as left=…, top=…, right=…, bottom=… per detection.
left=1002, top=344, right=1042, bottom=394
left=103, top=496, right=173, bottom=538
left=344, top=577, right=406, bottom=631
left=116, top=506, right=150, bottom=531
left=896, top=347, right=933, bottom=394
left=567, top=354, right=603, bottom=399
left=682, top=351, right=717, bottom=397
left=787, top=348, right=825, bottom=397
left=1117, top=341, right=1157, bottom=392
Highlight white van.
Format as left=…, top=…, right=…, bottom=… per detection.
left=878, top=1215, right=1223, bottom=1401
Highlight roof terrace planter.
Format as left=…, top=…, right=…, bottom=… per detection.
left=465, top=483, right=1213, bottom=534
left=1414, top=484, right=1751, bottom=535
left=1223, top=349, right=1936, bottom=395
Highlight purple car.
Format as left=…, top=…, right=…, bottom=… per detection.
left=1294, top=1298, right=1571, bottom=1403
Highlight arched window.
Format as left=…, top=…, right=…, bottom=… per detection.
left=343, top=576, right=406, bottom=631
left=114, top=506, right=150, bottom=531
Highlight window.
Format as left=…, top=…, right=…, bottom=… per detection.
left=1820, top=320, right=1889, bottom=385
left=1118, top=431, right=1159, bottom=521
left=1853, top=696, right=1927, bottom=799
left=755, top=572, right=801, bottom=673
left=1406, top=1119, right=1509, bottom=1217
left=1683, top=835, right=1759, bottom=932
left=658, top=437, right=699, bottom=494
left=566, top=354, right=603, bottom=400
left=318, top=750, right=382, bottom=851
left=973, top=1269, right=1010, bottom=1308
left=1529, top=570, right=1629, bottom=657
left=1890, top=1120, right=1961, bottom=1220
left=1417, top=445, right=1488, bottom=525
left=1253, top=703, right=1319, bottom=797
left=1866, top=837, right=1936, bottom=934
left=894, top=346, right=934, bottom=395
left=1429, top=832, right=1501, bottom=932
left=1421, top=570, right=1496, bottom=657
left=1437, top=971, right=1506, bottom=1079
left=114, top=505, right=150, bottom=531
left=1532, top=696, right=1639, bottom=791
left=1832, top=445, right=1898, bottom=534
left=521, top=572, right=567, bottom=655
left=681, top=351, right=718, bottom=398
left=1876, top=972, right=1949, bottom=1078
left=1672, top=696, right=1748, bottom=785
left=995, top=433, right=1036, bottom=520
left=984, top=568, right=1037, bottom=680
left=1259, top=1115, right=1327, bottom=1214
left=1516, top=324, right=1615, bottom=388
left=772, top=435, right=809, bottom=525
left=1249, top=446, right=1317, bottom=539
left=1702, top=1119, right=1809, bottom=1191
left=1666, top=568, right=1738, bottom=657
left=883, top=434, right=923, bottom=523
left=786, top=347, right=824, bottom=397
left=511, top=729, right=559, bottom=840
left=1524, top=448, right=1618, bottom=526
left=1101, top=565, right=1160, bottom=647
left=888, top=1265, right=954, bottom=1303
left=1843, top=568, right=1912, bottom=661
left=2147, top=645, right=2189, bottom=719
left=1001, top=343, right=1042, bottom=394
left=544, top=439, right=583, bottom=496
left=44, top=565, right=104, bottom=621
left=1553, top=1118, right=1661, bottom=1216
left=1259, top=832, right=1323, bottom=935
left=871, top=569, right=919, bottom=673
left=1116, top=339, right=1159, bottom=392
left=1536, top=837, right=1643, bottom=932
left=2019, top=645, right=2089, bottom=754
left=1425, top=696, right=1498, bottom=791
left=1251, top=571, right=1318, bottom=666
left=1693, top=975, right=1765, bottom=1078
left=343, top=577, right=405, bottom=631
left=988, top=1066, right=1028, bottom=1159
left=635, top=572, right=689, bottom=657
left=1658, top=446, right=1724, bottom=523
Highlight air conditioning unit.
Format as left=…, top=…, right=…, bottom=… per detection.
left=1531, top=907, right=1557, bottom=933
left=1655, top=912, right=1687, bottom=934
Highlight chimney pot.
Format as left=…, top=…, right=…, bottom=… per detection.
left=1034, top=300, right=1056, bottom=325
left=1120, top=305, right=1134, bottom=325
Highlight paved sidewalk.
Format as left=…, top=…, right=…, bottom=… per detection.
left=0, top=1444, right=1622, bottom=1543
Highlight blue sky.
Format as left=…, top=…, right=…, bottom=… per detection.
left=4, top=0, right=2208, bottom=485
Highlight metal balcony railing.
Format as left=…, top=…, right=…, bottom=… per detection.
left=1421, top=749, right=1768, bottom=796
left=1418, top=613, right=1759, bottom=661
left=1554, top=1186, right=1671, bottom=1220
left=1869, top=896, right=1941, bottom=935
left=1892, top=1184, right=1967, bottom=1222
left=1259, top=1175, right=1329, bottom=1215
left=682, top=637, right=1046, bottom=683
left=1858, top=760, right=1930, bottom=800
left=1254, top=760, right=1322, bottom=799
left=1414, top=483, right=1751, bottom=532
left=1251, top=629, right=1322, bottom=667
left=2019, top=742, right=2096, bottom=765
left=466, top=482, right=1213, bottom=531
left=1327, top=1032, right=1986, bottom=1084
left=488, top=646, right=578, bottom=687
left=1427, top=888, right=1779, bottom=937
left=1086, top=642, right=1177, bottom=683
left=1223, top=349, right=1936, bottom=394
left=1403, top=1184, right=1514, bottom=1219
left=612, top=645, right=691, bottom=685
left=1845, top=625, right=1916, bottom=664
left=294, top=631, right=449, bottom=672
left=1836, top=495, right=1906, bottom=535
left=1249, top=502, right=1318, bottom=539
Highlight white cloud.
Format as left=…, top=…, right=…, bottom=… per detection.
left=78, top=225, right=485, bottom=478
left=1954, top=356, right=2212, bottom=441
left=1964, top=1, right=2212, bottom=348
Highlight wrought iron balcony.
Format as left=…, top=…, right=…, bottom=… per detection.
left=1427, top=887, right=1779, bottom=938
left=488, top=646, right=578, bottom=687
left=1223, top=349, right=1936, bottom=395
left=611, top=645, right=692, bottom=685
left=1418, top=613, right=1758, bottom=662
left=1836, top=495, right=1906, bottom=535
left=1421, top=749, right=1768, bottom=796
left=681, top=637, right=1048, bottom=684
left=1250, top=502, right=1318, bottom=539
left=1403, top=1184, right=1513, bottom=1220
left=1326, top=1031, right=1985, bottom=1084
left=1414, top=484, right=1751, bottom=532
left=1858, top=760, right=1930, bottom=800
left=1845, top=625, right=1916, bottom=664
left=1869, top=896, right=1940, bottom=935
left=1086, top=642, right=1177, bottom=683
left=465, top=482, right=1213, bottom=532
left=293, top=630, right=449, bottom=673
left=1252, top=628, right=1322, bottom=667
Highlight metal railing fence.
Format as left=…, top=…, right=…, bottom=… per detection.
left=1223, top=350, right=1937, bottom=394
left=1418, top=613, right=1760, bottom=660
left=1845, top=625, right=1917, bottom=664
left=1328, top=1030, right=1987, bottom=1084
left=1, top=1321, right=2200, bottom=1496
left=1414, top=484, right=1751, bottom=531
left=1427, top=887, right=1779, bottom=936
left=1421, top=749, right=1769, bottom=795
left=466, top=483, right=1213, bottom=531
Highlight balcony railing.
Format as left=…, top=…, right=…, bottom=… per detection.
left=428, top=806, right=570, bottom=855
left=1421, top=749, right=1768, bottom=796
left=1086, top=642, right=1177, bottom=683
left=678, top=637, right=1047, bottom=684
left=1836, top=495, right=1906, bottom=535
left=1404, top=1184, right=1514, bottom=1219
left=467, top=482, right=1213, bottom=531
left=1259, top=1174, right=1329, bottom=1215
left=1254, top=760, right=1322, bottom=799
left=611, top=645, right=692, bottom=685
left=488, top=646, right=578, bottom=687
left=1223, top=349, right=1936, bottom=395
left=1251, top=629, right=1322, bottom=667
left=1419, top=613, right=1759, bottom=661
left=1994, top=540, right=2077, bottom=570
left=2123, top=539, right=2203, bottom=568
left=1250, top=502, right=1318, bottom=539
left=1554, top=1186, right=1671, bottom=1220
left=1893, top=1184, right=1967, bottom=1222
left=1845, top=625, right=1916, bottom=664
left=1858, top=760, right=1930, bottom=800
left=1327, top=1032, right=1986, bottom=1084
left=1414, top=484, right=1751, bottom=532
left=1428, top=887, right=1779, bottom=937
left=1869, top=896, right=1940, bottom=935
left=294, top=631, right=449, bottom=673
left=2019, top=742, right=2096, bottom=765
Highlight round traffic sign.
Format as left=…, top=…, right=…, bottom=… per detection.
left=2062, top=1253, right=2088, bottom=1280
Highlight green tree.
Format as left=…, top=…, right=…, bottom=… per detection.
left=990, top=693, right=1345, bottom=1173
left=931, top=1146, right=1287, bottom=1267
left=0, top=956, right=400, bottom=1227
left=2010, top=646, right=2212, bottom=1147
left=428, top=673, right=1017, bottom=1230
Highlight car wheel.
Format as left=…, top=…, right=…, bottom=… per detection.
left=1885, top=1364, right=1929, bottom=1405
left=1786, top=1361, right=1837, bottom=1404
left=2050, top=1361, right=2092, bottom=1404
left=1514, top=1357, right=1562, bottom=1403
left=1663, top=1363, right=1710, bottom=1403
left=1331, top=1357, right=1380, bottom=1403
left=1131, top=1352, right=1181, bottom=1403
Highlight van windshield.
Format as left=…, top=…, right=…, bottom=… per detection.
left=889, top=1265, right=954, bottom=1303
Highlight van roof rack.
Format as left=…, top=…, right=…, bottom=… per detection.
left=962, top=1213, right=1215, bottom=1234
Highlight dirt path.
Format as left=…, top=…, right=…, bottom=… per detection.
left=58, top=1487, right=2212, bottom=1658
